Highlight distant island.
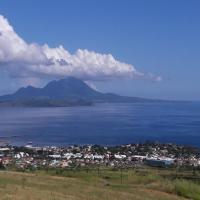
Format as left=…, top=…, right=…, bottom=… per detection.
left=0, top=77, right=163, bottom=107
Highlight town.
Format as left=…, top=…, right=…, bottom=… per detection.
left=0, top=141, right=199, bottom=171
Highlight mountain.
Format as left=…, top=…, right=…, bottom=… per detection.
left=0, top=77, right=161, bottom=107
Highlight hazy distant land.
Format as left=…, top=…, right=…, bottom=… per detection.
left=0, top=77, right=164, bottom=107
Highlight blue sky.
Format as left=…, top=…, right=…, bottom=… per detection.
left=0, top=0, right=199, bottom=100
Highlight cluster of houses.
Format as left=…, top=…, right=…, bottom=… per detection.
left=0, top=142, right=200, bottom=170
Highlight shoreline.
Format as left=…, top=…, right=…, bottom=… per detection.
left=1, top=138, right=200, bottom=149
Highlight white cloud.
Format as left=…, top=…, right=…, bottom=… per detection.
left=0, top=15, right=161, bottom=83
left=84, top=81, right=99, bottom=91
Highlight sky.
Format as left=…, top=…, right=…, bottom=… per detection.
left=0, top=0, right=199, bottom=100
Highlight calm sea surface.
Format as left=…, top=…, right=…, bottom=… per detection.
left=0, top=102, right=199, bottom=147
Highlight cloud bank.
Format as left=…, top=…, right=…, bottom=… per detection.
left=0, top=15, right=161, bottom=84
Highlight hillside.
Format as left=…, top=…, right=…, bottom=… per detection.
left=0, top=169, right=192, bottom=200
left=0, top=77, right=161, bottom=107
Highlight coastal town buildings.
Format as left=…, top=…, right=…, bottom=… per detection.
left=0, top=142, right=199, bottom=170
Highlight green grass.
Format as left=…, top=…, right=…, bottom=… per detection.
left=175, top=180, right=200, bottom=199
left=0, top=168, right=200, bottom=200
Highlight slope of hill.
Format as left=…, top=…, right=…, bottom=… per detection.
left=0, top=169, right=191, bottom=200
left=0, top=77, right=161, bottom=107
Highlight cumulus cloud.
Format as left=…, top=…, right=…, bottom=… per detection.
left=0, top=15, right=161, bottom=83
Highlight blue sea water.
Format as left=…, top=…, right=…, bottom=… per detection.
left=0, top=102, right=199, bottom=147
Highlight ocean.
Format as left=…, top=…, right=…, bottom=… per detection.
left=0, top=102, right=199, bottom=147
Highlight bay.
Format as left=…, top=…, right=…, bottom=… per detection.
left=0, top=102, right=199, bottom=147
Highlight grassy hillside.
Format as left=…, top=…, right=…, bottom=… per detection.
left=0, top=168, right=199, bottom=200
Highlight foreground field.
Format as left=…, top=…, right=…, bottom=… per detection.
left=0, top=168, right=200, bottom=200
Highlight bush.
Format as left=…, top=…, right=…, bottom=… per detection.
left=174, top=180, right=200, bottom=200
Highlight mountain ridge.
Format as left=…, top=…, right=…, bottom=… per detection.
left=0, top=77, right=163, bottom=107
